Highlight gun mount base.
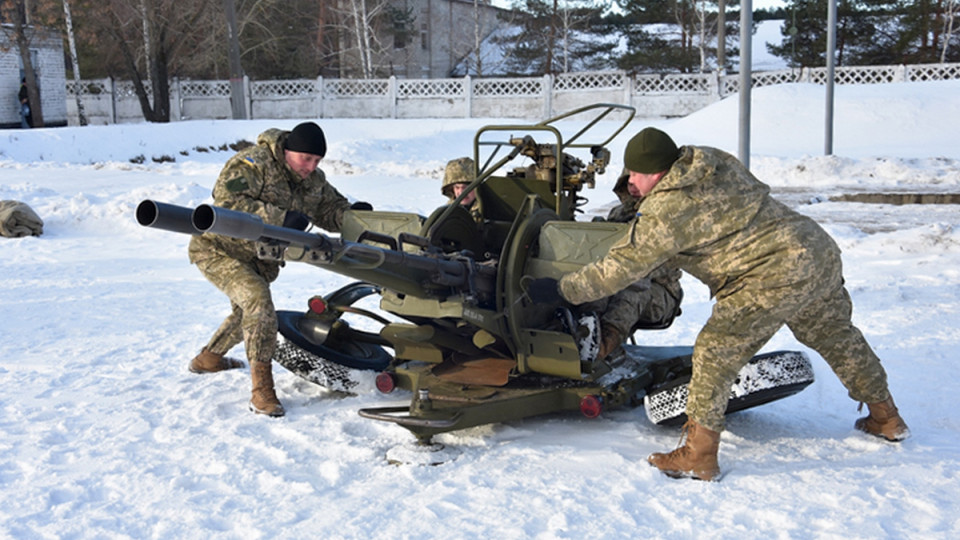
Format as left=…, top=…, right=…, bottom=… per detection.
left=358, top=347, right=814, bottom=442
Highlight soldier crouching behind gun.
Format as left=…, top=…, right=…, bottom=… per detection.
left=187, top=122, right=372, bottom=417
left=579, top=169, right=683, bottom=361
left=527, top=127, right=909, bottom=480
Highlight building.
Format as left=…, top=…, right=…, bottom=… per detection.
left=336, top=0, right=508, bottom=78
left=1, top=24, right=67, bottom=129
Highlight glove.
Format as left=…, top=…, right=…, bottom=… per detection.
left=282, top=210, right=310, bottom=231
left=526, top=277, right=561, bottom=303
left=350, top=201, right=373, bottom=211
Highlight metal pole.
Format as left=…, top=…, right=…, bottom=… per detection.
left=738, top=0, right=753, bottom=169
left=825, top=0, right=837, bottom=155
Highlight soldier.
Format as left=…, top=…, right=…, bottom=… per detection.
left=527, top=127, right=909, bottom=480
left=440, top=156, right=482, bottom=221
left=580, top=170, right=683, bottom=360
left=188, top=122, right=371, bottom=417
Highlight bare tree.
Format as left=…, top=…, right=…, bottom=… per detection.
left=328, top=0, right=391, bottom=78
left=694, top=0, right=708, bottom=72
left=62, top=0, right=87, bottom=125
left=74, top=0, right=211, bottom=122
left=555, top=0, right=603, bottom=72
left=451, top=0, right=512, bottom=77
left=943, top=0, right=959, bottom=63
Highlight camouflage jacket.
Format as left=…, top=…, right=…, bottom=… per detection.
left=189, top=128, right=350, bottom=271
left=560, top=146, right=836, bottom=304
left=601, top=170, right=683, bottom=301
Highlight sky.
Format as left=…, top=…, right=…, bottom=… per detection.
left=1, top=79, right=959, bottom=538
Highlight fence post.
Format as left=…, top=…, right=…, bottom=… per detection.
left=710, top=70, right=721, bottom=100
left=465, top=74, right=472, bottom=118
left=244, top=75, right=252, bottom=119
left=313, top=75, right=323, bottom=118
left=622, top=70, right=632, bottom=106
left=389, top=76, right=398, bottom=119
left=110, top=76, right=117, bottom=124
left=543, top=74, right=553, bottom=119
left=170, top=77, right=181, bottom=121
left=896, top=64, right=907, bottom=82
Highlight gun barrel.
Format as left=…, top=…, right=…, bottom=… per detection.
left=136, top=200, right=199, bottom=235
left=191, top=204, right=329, bottom=249
left=137, top=200, right=495, bottom=301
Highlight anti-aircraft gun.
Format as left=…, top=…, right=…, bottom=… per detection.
left=137, top=104, right=814, bottom=449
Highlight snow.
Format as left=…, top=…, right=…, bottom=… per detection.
left=2, top=79, right=960, bottom=539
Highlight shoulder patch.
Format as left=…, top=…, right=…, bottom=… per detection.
left=243, top=156, right=256, bottom=165
left=225, top=175, right=250, bottom=192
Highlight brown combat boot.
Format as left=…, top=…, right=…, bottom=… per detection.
left=189, top=348, right=245, bottom=374
left=249, top=361, right=285, bottom=417
left=648, top=420, right=722, bottom=481
left=855, top=397, right=910, bottom=441
left=597, top=325, right=624, bottom=361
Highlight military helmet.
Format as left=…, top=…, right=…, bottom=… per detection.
left=441, top=157, right=476, bottom=197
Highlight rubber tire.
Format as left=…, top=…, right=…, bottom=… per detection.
left=643, top=350, right=815, bottom=426
left=276, top=310, right=392, bottom=372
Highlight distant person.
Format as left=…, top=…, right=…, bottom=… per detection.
left=188, top=122, right=371, bottom=417
left=18, top=78, right=31, bottom=128
left=527, top=127, right=909, bottom=481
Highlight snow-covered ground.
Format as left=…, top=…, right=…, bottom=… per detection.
left=2, top=80, right=959, bottom=538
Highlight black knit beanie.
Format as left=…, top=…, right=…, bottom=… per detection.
left=285, top=122, right=327, bottom=157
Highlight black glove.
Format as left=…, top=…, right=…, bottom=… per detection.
left=526, top=277, right=561, bottom=303
left=350, top=201, right=373, bottom=211
left=282, top=210, right=310, bottom=231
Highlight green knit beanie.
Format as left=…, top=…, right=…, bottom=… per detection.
left=623, top=127, right=679, bottom=174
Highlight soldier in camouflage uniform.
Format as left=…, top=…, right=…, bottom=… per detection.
left=188, top=122, right=367, bottom=417
left=528, top=127, right=909, bottom=481
left=579, top=169, right=683, bottom=360
left=440, top=156, right=482, bottom=222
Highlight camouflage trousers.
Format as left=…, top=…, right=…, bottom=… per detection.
left=196, top=255, right=277, bottom=366
left=581, top=281, right=680, bottom=338
left=687, top=247, right=890, bottom=432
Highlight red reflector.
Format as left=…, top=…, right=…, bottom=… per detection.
left=308, top=297, right=326, bottom=314
left=579, top=395, right=603, bottom=418
left=375, top=372, right=396, bottom=394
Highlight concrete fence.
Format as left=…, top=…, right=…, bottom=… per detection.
left=65, top=62, right=960, bottom=125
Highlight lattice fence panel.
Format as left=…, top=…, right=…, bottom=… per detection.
left=908, top=63, right=960, bottom=81
left=753, top=70, right=802, bottom=87
left=324, top=79, right=390, bottom=97
left=473, top=78, right=543, bottom=97
left=397, top=79, right=464, bottom=98
left=634, top=73, right=711, bottom=95
left=115, top=81, right=150, bottom=98
left=719, top=75, right=739, bottom=96
left=181, top=80, right=231, bottom=98
left=555, top=71, right=625, bottom=91
left=839, top=65, right=899, bottom=84
left=67, top=80, right=110, bottom=97
left=252, top=80, right=318, bottom=98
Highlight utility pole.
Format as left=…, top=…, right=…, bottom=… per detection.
left=223, top=0, right=247, bottom=119
left=738, top=0, right=753, bottom=169
left=717, top=0, right=726, bottom=71
left=825, top=0, right=837, bottom=155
